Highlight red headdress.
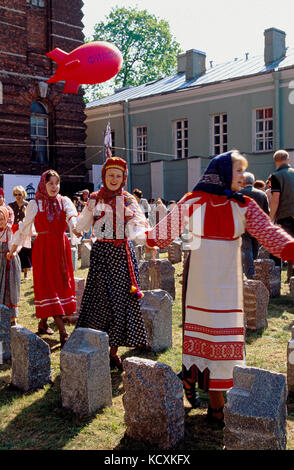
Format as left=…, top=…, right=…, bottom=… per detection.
left=0, top=188, right=4, bottom=197
left=90, top=157, right=128, bottom=204
left=35, top=170, right=62, bottom=221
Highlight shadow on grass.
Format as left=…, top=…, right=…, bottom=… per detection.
left=245, top=328, right=265, bottom=345
left=0, top=374, right=97, bottom=450
left=114, top=406, right=223, bottom=451
left=110, top=348, right=163, bottom=398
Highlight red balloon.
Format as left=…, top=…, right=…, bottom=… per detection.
left=46, top=41, right=123, bottom=94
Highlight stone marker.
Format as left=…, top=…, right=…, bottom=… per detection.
left=138, top=259, right=176, bottom=299
left=254, top=259, right=281, bottom=298
left=168, top=240, right=182, bottom=264
left=81, top=242, right=91, bottom=269
left=134, top=244, right=145, bottom=263
left=71, top=247, right=78, bottom=271
left=11, top=325, right=51, bottom=392
left=145, top=247, right=159, bottom=261
left=140, top=290, right=173, bottom=351
left=287, top=326, right=294, bottom=398
left=60, top=328, right=112, bottom=416
left=138, top=261, right=150, bottom=290
left=224, top=365, right=287, bottom=450
left=74, top=277, right=85, bottom=314
left=257, top=246, right=271, bottom=259
left=123, top=357, right=184, bottom=449
left=78, top=238, right=92, bottom=259
left=243, top=279, right=269, bottom=330
left=0, top=306, right=12, bottom=365
left=149, top=259, right=175, bottom=299
left=290, top=277, right=294, bottom=302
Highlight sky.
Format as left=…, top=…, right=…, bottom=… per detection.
left=82, top=0, right=294, bottom=65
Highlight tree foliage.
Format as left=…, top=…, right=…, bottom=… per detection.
left=83, top=6, right=181, bottom=103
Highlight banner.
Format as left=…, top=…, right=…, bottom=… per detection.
left=3, top=174, right=41, bottom=205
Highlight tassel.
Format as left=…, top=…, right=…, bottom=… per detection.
left=130, top=285, right=144, bottom=299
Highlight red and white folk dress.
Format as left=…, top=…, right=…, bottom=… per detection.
left=13, top=197, right=78, bottom=319
left=146, top=191, right=294, bottom=392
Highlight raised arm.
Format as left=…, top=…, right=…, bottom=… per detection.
left=146, top=192, right=202, bottom=249
left=245, top=198, right=294, bottom=260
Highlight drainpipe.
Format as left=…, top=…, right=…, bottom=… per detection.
left=123, top=100, right=132, bottom=192
left=273, top=70, right=281, bottom=150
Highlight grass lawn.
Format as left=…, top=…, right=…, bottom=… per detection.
left=0, top=254, right=294, bottom=450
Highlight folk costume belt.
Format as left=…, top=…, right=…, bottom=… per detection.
left=96, top=239, right=144, bottom=299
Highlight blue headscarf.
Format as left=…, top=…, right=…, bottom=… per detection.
left=193, top=151, right=245, bottom=203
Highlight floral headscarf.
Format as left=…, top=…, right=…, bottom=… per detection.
left=193, top=151, right=245, bottom=203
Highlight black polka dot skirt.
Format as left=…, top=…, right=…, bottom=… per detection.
left=76, top=240, right=148, bottom=347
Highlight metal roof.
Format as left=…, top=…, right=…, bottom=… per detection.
left=86, top=48, right=294, bottom=109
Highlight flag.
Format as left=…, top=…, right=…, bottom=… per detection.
left=104, top=120, right=112, bottom=160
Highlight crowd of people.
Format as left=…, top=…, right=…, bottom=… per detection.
left=1, top=148, right=294, bottom=428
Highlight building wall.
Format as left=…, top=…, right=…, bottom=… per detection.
left=85, top=66, right=294, bottom=200
left=0, top=0, right=87, bottom=182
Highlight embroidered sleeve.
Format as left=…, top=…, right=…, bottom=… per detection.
left=76, top=198, right=95, bottom=234
left=125, top=195, right=150, bottom=243
left=62, top=196, right=78, bottom=227
left=146, top=193, right=200, bottom=249
left=12, top=199, right=37, bottom=247
left=245, top=198, right=294, bottom=259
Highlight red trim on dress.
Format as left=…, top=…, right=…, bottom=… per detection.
left=186, top=305, right=243, bottom=313
left=209, top=378, right=234, bottom=390
left=183, top=335, right=244, bottom=361
left=184, top=323, right=244, bottom=336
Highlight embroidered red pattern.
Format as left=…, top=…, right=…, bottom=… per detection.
left=184, top=323, right=244, bottom=336
left=183, top=335, right=244, bottom=361
left=246, top=199, right=293, bottom=257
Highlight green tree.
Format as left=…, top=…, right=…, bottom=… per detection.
left=83, top=6, right=181, bottom=102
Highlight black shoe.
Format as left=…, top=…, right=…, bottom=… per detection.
left=205, top=405, right=225, bottom=428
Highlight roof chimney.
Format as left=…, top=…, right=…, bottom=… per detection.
left=177, top=49, right=206, bottom=81
left=264, top=27, right=286, bottom=65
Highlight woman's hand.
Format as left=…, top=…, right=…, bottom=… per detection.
left=72, top=228, right=83, bottom=238
left=6, top=250, right=16, bottom=260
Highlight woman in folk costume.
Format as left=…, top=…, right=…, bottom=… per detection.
left=7, top=170, right=78, bottom=346
left=74, top=157, right=150, bottom=370
left=9, top=186, right=32, bottom=280
left=145, top=150, right=294, bottom=425
left=0, top=206, right=21, bottom=326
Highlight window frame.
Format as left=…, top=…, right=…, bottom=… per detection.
left=173, top=119, right=188, bottom=159
left=133, top=126, right=148, bottom=163
left=210, top=113, right=228, bottom=156
left=30, top=102, right=49, bottom=164
left=252, top=106, right=273, bottom=153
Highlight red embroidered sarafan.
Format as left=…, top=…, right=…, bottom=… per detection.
left=33, top=202, right=76, bottom=318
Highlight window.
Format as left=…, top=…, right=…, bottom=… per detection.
left=254, top=107, right=273, bottom=152
left=211, top=113, right=228, bottom=155
left=134, top=126, right=147, bottom=163
left=174, top=120, right=188, bottom=159
left=30, top=102, right=48, bottom=163
left=27, top=0, right=45, bottom=6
